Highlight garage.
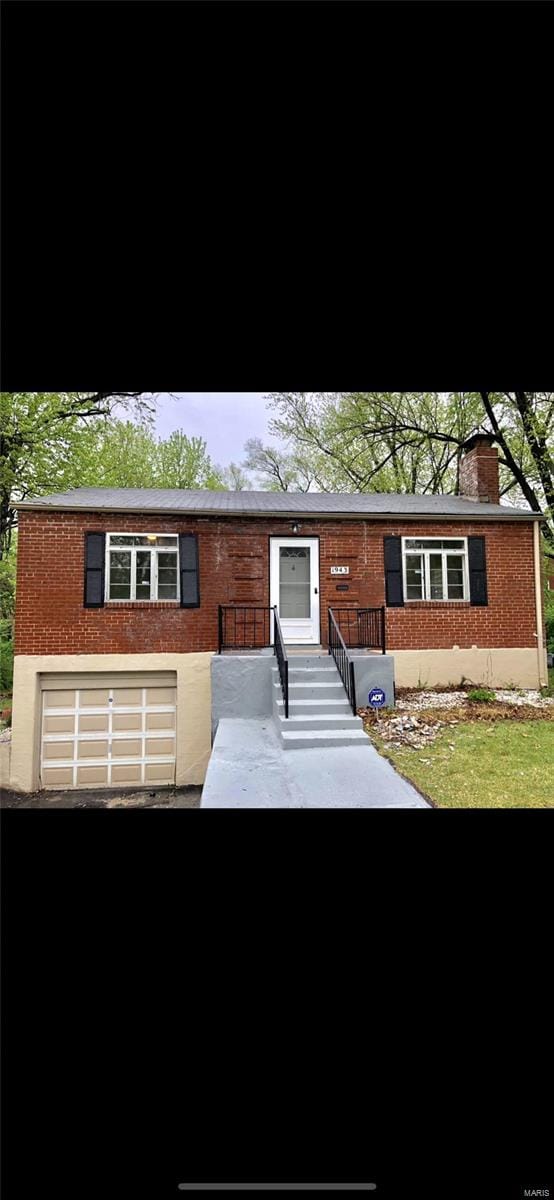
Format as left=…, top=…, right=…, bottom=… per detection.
left=40, top=672, right=177, bottom=789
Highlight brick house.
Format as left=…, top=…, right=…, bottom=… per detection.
left=9, top=435, right=548, bottom=793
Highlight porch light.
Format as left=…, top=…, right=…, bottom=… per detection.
left=291, top=522, right=300, bottom=534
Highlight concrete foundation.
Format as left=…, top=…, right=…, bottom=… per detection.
left=211, top=653, right=274, bottom=737
left=349, top=652, right=395, bottom=710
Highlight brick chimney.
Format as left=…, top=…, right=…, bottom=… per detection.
left=459, top=433, right=500, bottom=504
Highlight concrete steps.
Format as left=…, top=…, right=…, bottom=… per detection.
left=276, top=713, right=363, bottom=732
left=281, top=728, right=369, bottom=750
left=272, top=657, right=369, bottom=750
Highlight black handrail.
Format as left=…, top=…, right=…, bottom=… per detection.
left=328, top=609, right=357, bottom=716
left=218, top=605, right=272, bottom=653
left=273, top=606, right=289, bottom=719
left=331, top=606, right=386, bottom=654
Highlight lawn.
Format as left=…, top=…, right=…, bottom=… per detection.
left=369, top=718, right=554, bottom=808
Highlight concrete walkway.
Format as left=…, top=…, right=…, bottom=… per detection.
left=201, top=718, right=430, bottom=808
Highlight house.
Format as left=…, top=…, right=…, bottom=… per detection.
left=9, top=435, right=548, bottom=793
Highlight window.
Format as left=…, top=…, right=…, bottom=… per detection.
left=106, top=534, right=179, bottom=601
left=402, top=538, right=468, bottom=601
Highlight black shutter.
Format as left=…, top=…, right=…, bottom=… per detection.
left=384, top=536, right=404, bottom=607
left=468, top=535, right=488, bottom=606
left=179, top=533, right=200, bottom=608
left=84, top=532, right=105, bottom=608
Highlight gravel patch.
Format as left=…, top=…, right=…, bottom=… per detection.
left=395, top=688, right=554, bottom=712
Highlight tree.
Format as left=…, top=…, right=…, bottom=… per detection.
left=0, top=392, right=154, bottom=557
left=243, top=437, right=315, bottom=492
left=263, top=392, right=554, bottom=549
left=155, top=431, right=224, bottom=490
left=222, top=462, right=251, bottom=491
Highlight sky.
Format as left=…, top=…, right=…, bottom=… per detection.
left=154, top=392, right=279, bottom=469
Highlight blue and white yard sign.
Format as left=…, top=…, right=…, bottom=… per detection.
left=368, top=687, right=386, bottom=708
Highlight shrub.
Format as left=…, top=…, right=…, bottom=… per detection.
left=0, top=619, right=13, bottom=692
left=545, top=602, right=554, bottom=655
left=467, top=688, right=496, bottom=703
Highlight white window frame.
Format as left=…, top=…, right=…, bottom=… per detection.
left=402, top=536, right=469, bottom=602
left=105, top=533, right=180, bottom=603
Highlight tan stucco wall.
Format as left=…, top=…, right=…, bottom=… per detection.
left=392, top=647, right=542, bottom=690
left=9, top=653, right=213, bottom=793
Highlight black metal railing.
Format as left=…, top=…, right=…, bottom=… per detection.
left=332, top=606, right=386, bottom=654
left=328, top=608, right=357, bottom=715
left=273, top=605, right=289, bottom=719
left=218, top=605, right=272, bottom=653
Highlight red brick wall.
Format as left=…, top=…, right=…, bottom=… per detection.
left=459, top=441, right=500, bottom=504
left=15, top=510, right=538, bottom=655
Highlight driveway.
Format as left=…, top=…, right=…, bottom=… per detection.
left=201, top=718, right=430, bottom=808
left=0, top=783, right=201, bottom=809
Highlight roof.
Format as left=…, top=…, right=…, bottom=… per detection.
left=16, top=487, right=541, bottom=521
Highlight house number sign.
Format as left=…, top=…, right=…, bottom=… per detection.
left=330, top=566, right=350, bottom=575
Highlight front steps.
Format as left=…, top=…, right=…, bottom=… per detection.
left=272, top=657, right=369, bottom=750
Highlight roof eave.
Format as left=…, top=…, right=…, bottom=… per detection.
left=15, top=502, right=542, bottom=521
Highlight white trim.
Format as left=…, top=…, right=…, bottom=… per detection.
left=42, top=731, right=175, bottom=742
left=43, top=704, right=175, bottom=716
left=40, top=683, right=177, bottom=787
left=270, top=538, right=320, bottom=644
left=533, top=520, right=548, bottom=687
left=105, top=533, right=180, bottom=603
left=401, top=536, right=469, bottom=602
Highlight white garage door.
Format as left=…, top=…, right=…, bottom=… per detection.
left=40, top=675, right=176, bottom=789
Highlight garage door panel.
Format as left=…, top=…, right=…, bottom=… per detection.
left=146, top=711, right=175, bottom=730
left=44, top=690, right=75, bottom=709
left=77, top=740, right=109, bottom=759
left=43, top=741, right=74, bottom=760
left=112, top=739, right=143, bottom=757
left=77, top=766, right=109, bottom=786
left=146, top=737, right=175, bottom=756
left=113, top=688, right=142, bottom=706
left=112, top=712, right=142, bottom=732
left=44, top=715, right=75, bottom=735
left=79, top=714, right=109, bottom=733
left=146, top=687, right=175, bottom=705
left=112, top=764, right=142, bottom=785
left=40, top=678, right=176, bottom=790
left=145, top=762, right=175, bottom=783
left=80, top=689, right=111, bottom=707
left=42, top=767, right=74, bottom=787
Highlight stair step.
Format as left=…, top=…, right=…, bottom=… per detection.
left=277, top=714, right=362, bottom=731
left=275, top=699, right=352, bottom=716
left=280, top=729, right=370, bottom=749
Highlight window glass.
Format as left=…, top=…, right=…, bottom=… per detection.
left=447, top=555, right=464, bottom=599
left=109, top=551, right=131, bottom=599
left=405, top=554, right=424, bottom=600
left=429, top=553, right=444, bottom=600
left=109, top=534, right=178, bottom=547
left=157, top=552, right=178, bottom=600
left=136, top=551, right=152, bottom=600
left=405, top=538, right=464, bottom=551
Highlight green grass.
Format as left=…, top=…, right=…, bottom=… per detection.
left=370, top=720, right=554, bottom=808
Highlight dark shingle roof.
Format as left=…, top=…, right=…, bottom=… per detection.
left=16, top=487, right=540, bottom=520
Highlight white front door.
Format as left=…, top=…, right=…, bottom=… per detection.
left=270, top=538, right=320, bottom=644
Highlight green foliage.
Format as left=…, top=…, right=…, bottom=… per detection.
left=0, top=539, right=16, bottom=691
left=1, top=392, right=153, bottom=556
left=467, top=688, right=496, bottom=703
left=1, top=393, right=228, bottom=558
left=545, top=602, right=554, bottom=655
left=0, top=618, right=13, bottom=691
left=256, top=391, right=554, bottom=546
